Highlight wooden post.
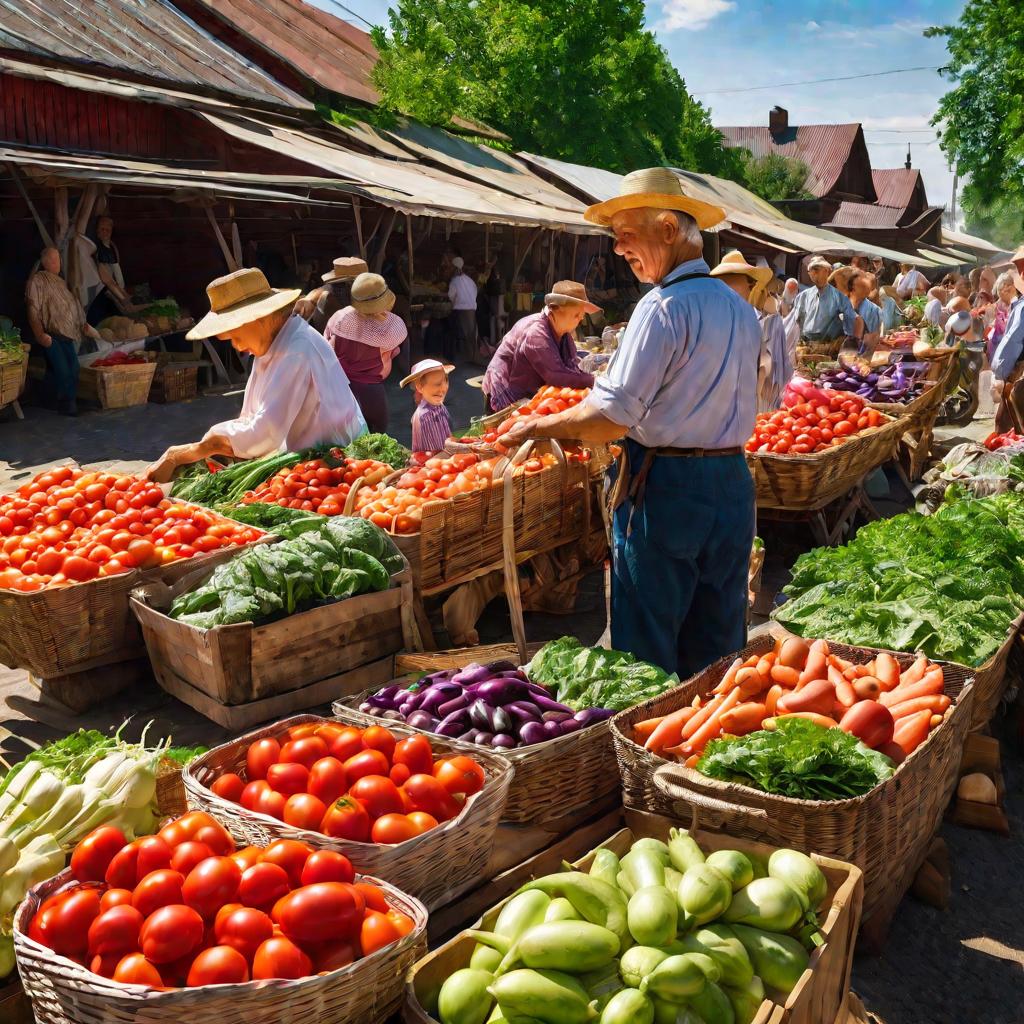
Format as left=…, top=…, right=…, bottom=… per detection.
left=406, top=213, right=414, bottom=289
left=205, top=207, right=239, bottom=272
left=353, top=197, right=366, bottom=259
left=485, top=223, right=490, bottom=264
left=572, top=235, right=579, bottom=281
left=54, top=188, right=69, bottom=254
left=371, top=208, right=397, bottom=272
left=8, top=163, right=55, bottom=248
left=546, top=230, right=557, bottom=286
left=291, top=233, right=299, bottom=275
left=513, top=228, right=543, bottom=284
left=230, top=221, right=243, bottom=269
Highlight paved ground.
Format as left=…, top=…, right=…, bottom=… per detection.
left=1, top=385, right=1022, bottom=1023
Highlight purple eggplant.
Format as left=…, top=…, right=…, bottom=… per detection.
left=469, top=699, right=496, bottom=732
left=406, top=710, right=439, bottom=731
left=531, top=691, right=575, bottom=714
left=542, top=710, right=572, bottom=723
left=506, top=704, right=541, bottom=730
left=451, top=663, right=492, bottom=685
left=438, top=693, right=471, bottom=718
left=574, top=708, right=614, bottom=727
left=402, top=690, right=426, bottom=713
left=436, top=709, right=471, bottom=737
left=492, top=707, right=514, bottom=736
left=471, top=678, right=531, bottom=706
left=542, top=720, right=564, bottom=738
left=462, top=729, right=481, bottom=744
left=558, top=719, right=583, bottom=735
left=492, top=734, right=516, bottom=748
left=420, top=683, right=463, bottom=715
left=519, top=722, right=548, bottom=746
left=508, top=700, right=542, bottom=720
left=473, top=732, right=495, bottom=745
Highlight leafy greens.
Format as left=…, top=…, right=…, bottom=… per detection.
left=343, top=432, right=410, bottom=469
left=698, top=719, right=895, bottom=800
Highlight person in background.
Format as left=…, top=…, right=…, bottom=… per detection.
left=894, top=262, right=929, bottom=299
left=973, top=265, right=996, bottom=307
left=986, top=270, right=1019, bottom=362
left=325, top=272, right=407, bottom=433
left=402, top=358, right=454, bottom=454
left=991, top=246, right=1024, bottom=432
left=482, top=281, right=597, bottom=413
left=851, top=255, right=872, bottom=272
left=293, top=257, right=368, bottom=334
left=792, top=256, right=858, bottom=343
left=780, top=277, right=801, bottom=314
left=483, top=255, right=507, bottom=350
left=848, top=271, right=882, bottom=353
left=877, top=284, right=904, bottom=335
left=86, top=216, right=136, bottom=325
left=448, top=256, right=479, bottom=362
left=25, top=247, right=101, bottom=416
left=147, top=268, right=366, bottom=480
left=924, top=286, right=948, bottom=327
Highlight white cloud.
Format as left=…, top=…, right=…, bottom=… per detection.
left=658, top=0, right=736, bottom=32
left=806, top=20, right=821, bottom=31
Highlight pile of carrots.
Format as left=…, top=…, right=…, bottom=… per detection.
left=633, top=635, right=951, bottom=768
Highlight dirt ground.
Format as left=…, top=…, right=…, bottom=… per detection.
left=1, top=391, right=1022, bottom=1024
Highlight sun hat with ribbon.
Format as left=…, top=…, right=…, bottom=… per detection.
left=187, top=267, right=301, bottom=340
left=322, top=256, right=369, bottom=283
left=400, top=358, right=455, bottom=389
left=350, top=272, right=396, bottom=315
left=584, top=167, right=726, bottom=230
left=544, top=280, right=602, bottom=315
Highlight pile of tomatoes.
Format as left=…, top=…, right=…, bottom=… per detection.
left=31, top=811, right=415, bottom=988
left=479, top=385, right=590, bottom=450
left=0, top=465, right=260, bottom=592
left=746, top=393, right=886, bottom=455
left=241, top=456, right=390, bottom=517
left=91, top=352, right=149, bottom=368
left=209, top=720, right=486, bottom=846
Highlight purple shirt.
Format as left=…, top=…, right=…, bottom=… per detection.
left=482, top=311, right=594, bottom=410
left=411, top=401, right=452, bottom=453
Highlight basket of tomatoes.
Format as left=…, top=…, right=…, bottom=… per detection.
left=743, top=387, right=902, bottom=511
left=182, top=715, right=513, bottom=910
left=13, top=811, right=426, bottom=1024
left=241, top=457, right=391, bottom=516
left=0, top=465, right=263, bottom=678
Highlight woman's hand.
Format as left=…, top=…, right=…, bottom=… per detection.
left=145, top=443, right=203, bottom=483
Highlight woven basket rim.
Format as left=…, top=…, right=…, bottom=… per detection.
left=745, top=414, right=900, bottom=466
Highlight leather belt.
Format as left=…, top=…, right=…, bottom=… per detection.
left=653, top=446, right=743, bottom=458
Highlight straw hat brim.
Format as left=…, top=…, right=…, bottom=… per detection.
left=321, top=269, right=359, bottom=283
left=828, top=266, right=856, bottom=292
left=545, top=293, right=602, bottom=315
left=584, top=192, right=726, bottom=230
left=710, top=264, right=773, bottom=288
left=187, top=287, right=301, bottom=340
left=400, top=363, right=455, bottom=388
left=352, top=288, right=396, bottom=315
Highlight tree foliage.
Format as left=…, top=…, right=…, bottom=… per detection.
left=371, top=0, right=740, bottom=177
left=927, top=2, right=1024, bottom=236
left=741, top=153, right=814, bottom=202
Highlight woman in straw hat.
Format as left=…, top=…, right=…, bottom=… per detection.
left=146, top=268, right=366, bottom=482
left=324, top=272, right=408, bottom=433
left=502, top=167, right=761, bottom=679
left=481, top=280, right=597, bottom=413
left=293, top=256, right=368, bottom=334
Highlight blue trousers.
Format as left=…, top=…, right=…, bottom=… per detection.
left=41, top=334, right=79, bottom=406
left=611, top=440, right=755, bottom=679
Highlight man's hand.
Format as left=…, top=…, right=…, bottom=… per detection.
left=38, top=333, right=52, bottom=348
left=145, top=443, right=202, bottom=483
left=992, top=378, right=1005, bottom=404
left=293, top=290, right=323, bottom=320
left=85, top=325, right=101, bottom=341
left=501, top=414, right=544, bottom=449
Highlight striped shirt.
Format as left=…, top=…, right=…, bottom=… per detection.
left=411, top=401, right=452, bottom=453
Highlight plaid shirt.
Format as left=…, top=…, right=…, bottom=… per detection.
left=26, top=270, right=87, bottom=341
left=411, top=402, right=452, bottom=453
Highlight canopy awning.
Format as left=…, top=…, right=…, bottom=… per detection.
left=942, top=227, right=1005, bottom=256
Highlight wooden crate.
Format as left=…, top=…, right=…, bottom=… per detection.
left=130, top=560, right=416, bottom=728
left=404, top=809, right=863, bottom=1024
left=78, top=359, right=157, bottom=408
left=149, top=363, right=199, bottom=403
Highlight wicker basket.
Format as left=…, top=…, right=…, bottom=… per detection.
left=611, top=633, right=974, bottom=920
left=183, top=713, right=513, bottom=910
left=962, top=614, right=1022, bottom=730
left=155, top=759, right=188, bottom=817
left=0, top=344, right=29, bottom=407
left=747, top=416, right=902, bottom=511
left=404, top=812, right=864, bottom=1024
left=14, top=868, right=426, bottom=1024
left=150, top=364, right=198, bottom=403
left=78, top=360, right=157, bottom=409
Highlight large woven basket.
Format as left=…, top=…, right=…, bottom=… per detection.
left=183, top=713, right=513, bottom=910
left=610, top=633, right=974, bottom=921
left=149, top=363, right=198, bottom=403
left=961, top=614, right=1022, bottom=730
left=746, top=416, right=902, bottom=511
left=79, top=360, right=157, bottom=409
left=0, top=344, right=29, bottom=407
left=14, top=868, right=426, bottom=1024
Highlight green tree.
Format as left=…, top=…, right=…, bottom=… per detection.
left=372, top=0, right=739, bottom=177
left=927, top=2, right=1024, bottom=236
left=741, top=153, right=813, bottom=201
left=963, top=196, right=1024, bottom=251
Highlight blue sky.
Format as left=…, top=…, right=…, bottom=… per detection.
left=318, top=0, right=965, bottom=216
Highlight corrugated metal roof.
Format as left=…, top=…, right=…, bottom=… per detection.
left=717, top=123, right=862, bottom=199
left=872, top=168, right=925, bottom=210
left=0, top=0, right=307, bottom=108
left=826, top=201, right=904, bottom=229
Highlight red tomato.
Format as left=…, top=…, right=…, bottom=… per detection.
left=90, top=952, right=123, bottom=979
left=252, top=936, right=311, bottom=980
left=132, top=870, right=185, bottom=918
left=300, top=850, right=355, bottom=886
left=319, top=795, right=370, bottom=841
left=237, top=862, right=291, bottom=910
left=434, top=755, right=486, bottom=797
left=359, top=726, right=396, bottom=763
left=181, top=857, right=242, bottom=920
left=170, top=841, right=215, bottom=877
left=210, top=773, right=245, bottom=803
left=87, top=904, right=144, bottom=957
left=62, top=556, right=99, bottom=582
left=215, top=906, right=274, bottom=961
left=112, top=952, right=164, bottom=987
left=105, top=841, right=142, bottom=890
left=260, top=839, right=314, bottom=888
left=193, top=822, right=234, bottom=857
left=370, top=813, right=420, bottom=845
left=402, top=774, right=461, bottom=821
left=49, top=888, right=102, bottom=956
left=392, top=735, right=434, bottom=776
left=387, top=909, right=416, bottom=937
left=283, top=793, right=328, bottom=831
left=265, top=761, right=310, bottom=796
left=286, top=723, right=320, bottom=740
left=70, top=825, right=127, bottom=883
left=253, top=787, right=287, bottom=821
left=139, top=905, right=204, bottom=964
left=229, top=846, right=263, bottom=873
left=389, top=763, right=411, bottom=787
left=100, top=888, right=134, bottom=912
left=310, top=939, right=356, bottom=973
left=246, top=738, right=281, bottom=781
left=349, top=775, right=404, bottom=819
left=343, top=749, right=390, bottom=784
left=307, top=756, right=347, bottom=805
left=360, top=910, right=403, bottom=956
left=279, top=736, right=328, bottom=770
left=272, top=883, right=362, bottom=944
left=159, top=811, right=221, bottom=847
left=354, top=881, right=389, bottom=913
left=186, top=945, right=249, bottom=987
left=240, top=779, right=270, bottom=811
left=328, top=728, right=365, bottom=763
left=407, top=811, right=439, bottom=835
left=134, top=836, right=173, bottom=882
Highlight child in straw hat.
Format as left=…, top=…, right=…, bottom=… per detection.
left=402, top=359, right=455, bottom=453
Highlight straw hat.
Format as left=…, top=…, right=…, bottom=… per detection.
left=806, top=255, right=832, bottom=273
left=545, top=280, right=602, bottom=315
left=350, top=272, right=395, bottom=315
left=828, top=265, right=856, bottom=293
left=1011, top=244, right=1024, bottom=265
left=400, top=358, right=455, bottom=389
left=187, top=267, right=300, bottom=340
left=584, top=167, right=726, bottom=230
left=322, top=256, right=368, bottom=283
left=710, top=250, right=773, bottom=307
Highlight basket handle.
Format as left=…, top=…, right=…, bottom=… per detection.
left=653, top=764, right=769, bottom=826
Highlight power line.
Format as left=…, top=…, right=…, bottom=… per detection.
left=863, top=128, right=937, bottom=134
left=318, top=0, right=376, bottom=30
left=695, top=66, right=943, bottom=96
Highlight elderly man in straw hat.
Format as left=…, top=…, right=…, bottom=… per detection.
left=147, top=268, right=366, bottom=482
left=791, top=256, right=859, bottom=344
left=503, top=167, right=760, bottom=678
left=482, top=280, right=597, bottom=413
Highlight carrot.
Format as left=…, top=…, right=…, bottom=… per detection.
left=711, top=657, right=743, bottom=695
left=631, top=717, right=666, bottom=743
left=682, top=688, right=743, bottom=754
left=644, top=706, right=698, bottom=753
left=743, top=654, right=760, bottom=668
left=929, top=714, right=944, bottom=729
left=889, top=694, right=951, bottom=720
left=719, top=702, right=767, bottom=737
left=680, top=691, right=725, bottom=741
left=829, top=653, right=854, bottom=673
left=756, top=652, right=776, bottom=678
left=899, top=654, right=929, bottom=687
left=684, top=754, right=700, bottom=768
left=880, top=668, right=944, bottom=707
left=764, top=684, right=784, bottom=717
left=834, top=677, right=857, bottom=708
left=874, top=652, right=900, bottom=691
left=893, top=710, right=931, bottom=756
left=735, top=667, right=763, bottom=698
left=827, top=664, right=846, bottom=689
left=769, top=665, right=800, bottom=687
left=799, top=644, right=828, bottom=686
left=767, top=712, right=839, bottom=730
left=852, top=676, right=881, bottom=701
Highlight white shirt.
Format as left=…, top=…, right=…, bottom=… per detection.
left=205, top=315, right=366, bottom=459
left=448, top=272, right=478, bottom=311
left=924, top=297, right=944, bottom=326
left=895, top=270, right=927, bottom=299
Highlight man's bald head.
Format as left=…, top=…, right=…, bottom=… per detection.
left=40, top=248, right=61, bottom=274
